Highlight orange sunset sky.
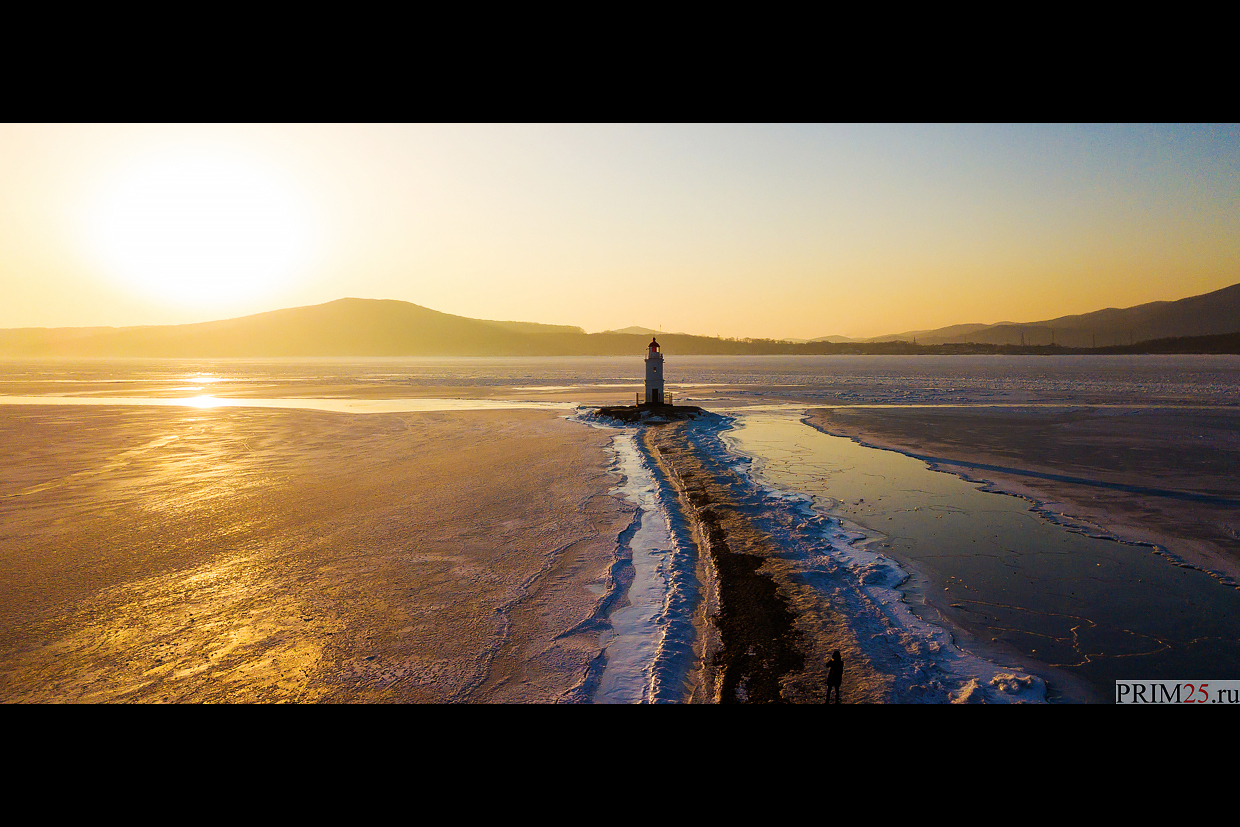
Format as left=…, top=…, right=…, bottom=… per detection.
left=2, top=123, right=1237, bottom=340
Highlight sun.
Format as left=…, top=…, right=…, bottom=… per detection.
left=86, top=148, right=312, bottom=308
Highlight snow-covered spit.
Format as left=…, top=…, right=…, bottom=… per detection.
left=577, top=406, right=1046, bottom=703
left=574, top=409, right=701, bottom=703
left=699, top=414, right=1047, bottom=703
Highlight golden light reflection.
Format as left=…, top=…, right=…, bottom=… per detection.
left=184, top=395, right=230, bottom=409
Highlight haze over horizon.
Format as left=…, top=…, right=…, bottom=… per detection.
left=4, top=123, right=1238, bottom=340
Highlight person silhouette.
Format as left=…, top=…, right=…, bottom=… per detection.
left=826, top=650, right=843, bottom=703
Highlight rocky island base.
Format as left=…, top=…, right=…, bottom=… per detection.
left=593, top=404, right=708, bottom=423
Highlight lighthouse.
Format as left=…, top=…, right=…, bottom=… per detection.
left=598, top=338, right=700, bottom=421
left=644, top=337, right=665, bottom=405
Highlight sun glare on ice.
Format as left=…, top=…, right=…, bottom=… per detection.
left=85, top=149, right=312, bottom=308
left=184, top=395, right=230, bottom=408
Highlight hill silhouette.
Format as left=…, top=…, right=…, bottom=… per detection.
left=0, top=299, right=588, bottom=357
left=2, top=284, right=1239, bottom=357
left=832, top=282, right=1240, bottom=347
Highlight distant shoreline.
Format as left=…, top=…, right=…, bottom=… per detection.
left=3, top=295, right=1237, bottom=358
left=3, top=333, right=1237, bottom=358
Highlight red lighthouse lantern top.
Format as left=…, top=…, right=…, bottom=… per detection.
left=648, top=337, right=661, bottom=356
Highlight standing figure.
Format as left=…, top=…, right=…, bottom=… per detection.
left=826, top=649, right=843, bottom=703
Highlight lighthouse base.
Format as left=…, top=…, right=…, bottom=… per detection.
left=593, top=403, right=707, bottom=424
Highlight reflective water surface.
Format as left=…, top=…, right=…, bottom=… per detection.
left=3, top=354, right=1239, bottom=406
left=5, top=356, right=1239, bottom=702
left=723, top=412, right=1240, bottom=702
left=0, top=395, right=571, bottom=413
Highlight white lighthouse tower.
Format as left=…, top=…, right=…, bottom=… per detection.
left=644, top=337, right=665, bottom=405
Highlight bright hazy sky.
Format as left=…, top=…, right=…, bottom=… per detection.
left=3, top=123, right=1237, bottom=339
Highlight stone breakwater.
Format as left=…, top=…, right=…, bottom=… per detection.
left=593, top=404, right=707, bottom=424
left=642, top=420, right=891, bottom=703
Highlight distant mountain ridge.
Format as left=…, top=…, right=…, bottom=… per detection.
left=600, top=326, right=694, bottom=337
left=808, top=323, right=997, bottom=344
left=0, top=299, right=584, bottom=357
left=817, top=282, right=1240, bottom=347
left=1, top=283, right=1238, bottom=357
